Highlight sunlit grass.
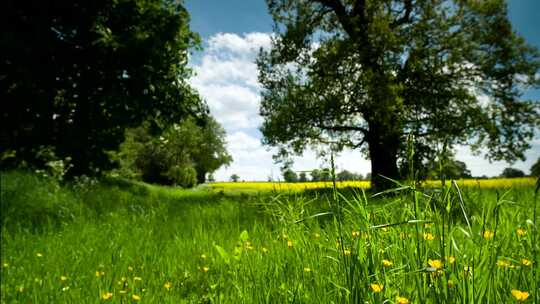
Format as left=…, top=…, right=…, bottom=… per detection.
left=1, top=171, right=538, bottom=303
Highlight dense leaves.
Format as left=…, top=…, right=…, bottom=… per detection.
left=258, top=0, right=540, bottom=191
left=500, top=167, right=525, bottom=178
left=114, top=117, right=231, bottom=186
left=1, top=0, right=205, bottom=176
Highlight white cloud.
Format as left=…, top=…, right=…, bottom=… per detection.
left=190, top=32, right=271, bottom=133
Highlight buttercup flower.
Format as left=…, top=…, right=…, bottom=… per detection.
left=511, top=289, right=529, bottom=302
left=382, top=259, right=393, bottom=267
left=483, top=230, right=495, bottom=239
left=424, top=233, right=435, bottom=241
left=428, top=259, right=443, bottom=270
left=521, top=259, right=532, bottom=267
left=101, top=292, right=113, bottom=300
left=370, top=283, right=384, bottom=293
left=396, top=295, right=410, bottom=304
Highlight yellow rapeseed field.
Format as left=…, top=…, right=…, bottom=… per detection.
left=210, top=177, right=535, bottom=192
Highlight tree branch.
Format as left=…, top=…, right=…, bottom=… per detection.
left=309, top=0, right=357, bottom=37
left=391, top=0, right=413, bottom=28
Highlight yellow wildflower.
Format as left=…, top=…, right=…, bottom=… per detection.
left=128, top=266, right=133, bottom=271
left=261, top=247, right=268, bottom=253
left=424, top=233, right=435, bottom=241
left=382, top=259, right=393, bottom=267
left=516, top=228, right=527, bottom=237
left=446, top=256, right=456, bottom=264
left=60, top=276, right=68, bottom=282
left=313, top=232, right=321, bottom=239
left=201, top=266, right=210, bottom=273
left=134, top=276, right=142, bottom=281
left=396, top=295, right=410, bottom=304
left=352, top=231, right=360, bottom=238
left=132, top=294, right=141, bottom=301
left=200, top=254, right=207, bottom=259
left=62, top=286, right=70, bottom=292
left=521, top=259, right=532, bottom=267
left=511, top=289, right=529, bottom=302
left=381, top=227, right=389, bottom=232
left=164, top=282, right=172, bottom=290
left=370, top=283, right=384, bottom=293
left=36, top=253, right=43, bottom=258
left=496, top=260, right=512, bottom=268
left=483, top=230, right=495, bottom=239
left=287, top=240, right=293, bottom=248
left=96, top=271, right=105, bottom=277
left=101, top=292, right=113, bottom=300
left=428, top=259, right=443, bottom=270
left=303, top=267, right=311, bottom=273
left=18, top=286, right=24, bottom=293
left=343, top=249, right=351, bottom=256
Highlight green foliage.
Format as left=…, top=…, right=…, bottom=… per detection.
left=258, top=0, right=540, bottom=191
left=501, top=167, right=526, bottom=178
left=166, top=165, right=197, bottom=188
left=282, top=168, right=298, bottom=182
left=309, top=168, right=332, bottom=182
left=1, top=0, right=205, bottom=176
left=230, top=174, right=240, bottom=182
left=113, top=116, right=231, bottom=187
left=336, top=170, right=363, bottom=181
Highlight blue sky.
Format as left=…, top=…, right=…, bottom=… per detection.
left=185, top=0, right=540, bottom=181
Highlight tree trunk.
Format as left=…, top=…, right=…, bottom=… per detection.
left=366, top=125, right=400, bottom=193
left=196, top=170, right=206, bottom=184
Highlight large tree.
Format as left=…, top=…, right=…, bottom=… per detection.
left=1, top=0, right=205, bottom=176
left=258, top=0, right=540, bottom=191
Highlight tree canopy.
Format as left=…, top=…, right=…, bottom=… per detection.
left=114, top=116, right=231, bottom=186
left=282, top=168, right=299, bottom=182
left=500, top=167, right=525, bottom=178
left=1, top=0, right=206, bottom=176
left=258, top=0, right=540, bottom=191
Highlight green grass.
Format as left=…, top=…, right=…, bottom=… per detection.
left=1, top=171, right=538, bottom=303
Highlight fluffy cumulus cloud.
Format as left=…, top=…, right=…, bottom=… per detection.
left=189, top=32, right=276, bottom=180
left=190, top=32, right=538, bottom=181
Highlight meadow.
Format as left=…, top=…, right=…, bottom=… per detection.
left=1, top=171, right=538, bottom=303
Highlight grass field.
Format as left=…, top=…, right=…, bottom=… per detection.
left=1, top=171, right=538, bottom=303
